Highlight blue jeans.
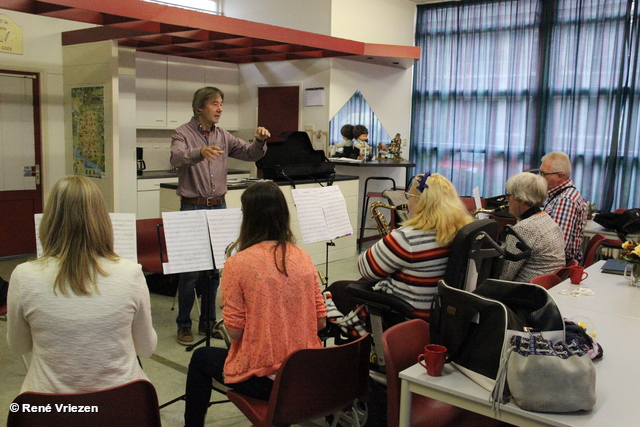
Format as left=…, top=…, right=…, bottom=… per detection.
left=176, top=201, right=225, bottom=328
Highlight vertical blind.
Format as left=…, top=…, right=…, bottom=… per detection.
left=411, top=0, right=640, bottom=211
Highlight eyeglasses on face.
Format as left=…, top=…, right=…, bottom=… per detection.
left=404, top=192, right=420, bottom=200
left=539, top=171, right=562, bottom=178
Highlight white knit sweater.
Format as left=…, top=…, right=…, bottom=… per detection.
left=7, top=257, right=157, bottom=393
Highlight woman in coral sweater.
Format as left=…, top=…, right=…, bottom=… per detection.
left=184, top=181, right=327, bottom=427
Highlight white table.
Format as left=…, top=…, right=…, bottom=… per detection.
left=399, top=262, right=640, bottom=427
left=552, top=260, right=640, bottom=320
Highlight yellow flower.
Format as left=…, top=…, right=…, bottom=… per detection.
left=633, top=246, right=640, bottom=257
left=622, top=241, right=636, bottom=250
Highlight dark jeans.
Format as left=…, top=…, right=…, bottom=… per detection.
left=184, top=347, right=274, bottom=427
left=176, top=201, right=225, bottom=328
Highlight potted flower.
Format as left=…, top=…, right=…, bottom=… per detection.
left=618, top=240, right=640, bottom=286
left=587, top=202, right=598, bottom=220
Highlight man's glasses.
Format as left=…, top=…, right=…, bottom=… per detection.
left=539, top=171, right=562, bottom=178
left=404, top=192, right=420, bottom=200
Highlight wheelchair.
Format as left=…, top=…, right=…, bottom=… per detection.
left=326, top=219, right=532, bottom=373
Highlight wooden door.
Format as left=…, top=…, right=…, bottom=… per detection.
left=258, top=86, right=299, bottom=142
left=0, top=70, right=42, bottom=257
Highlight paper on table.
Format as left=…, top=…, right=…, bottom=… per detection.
left=292, top=185, right=353, bottom=245
left=205, top=208, right=242, bottom=268
left=162, top=210, right=213, bottom=274
left=34, top=213, right=137, bottom=263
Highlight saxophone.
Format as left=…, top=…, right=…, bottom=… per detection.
left=470, top=204, right=509, bottom=219
left=371, top=201, right=408, bottom=237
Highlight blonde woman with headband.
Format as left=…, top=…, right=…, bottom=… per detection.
left=325, top=173, right=473, bottom=335
left=7, top=175, right=157, bottom=393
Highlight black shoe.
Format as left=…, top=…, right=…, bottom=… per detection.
left=198, top=323, right=223, bottom=339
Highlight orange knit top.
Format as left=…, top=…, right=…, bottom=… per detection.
left=221, top=241, right=326, bottom=383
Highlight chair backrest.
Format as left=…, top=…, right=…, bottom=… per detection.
left=7, top=380, right=161, bottom=427
left=228, top=334, right=371, bottom=427
left=566, top=259, right=579, bottom=267
left=382, top=319, right=430, bottom=427
left=136, top=218, right=167, bottom=274
left=444, top=219, right=499, bottom=291
left=583, top=233, right=607, bottom=267
left=529, top=273, right=563, bottom=290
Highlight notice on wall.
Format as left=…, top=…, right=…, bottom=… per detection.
left=0, top=14, right=23, bottom=55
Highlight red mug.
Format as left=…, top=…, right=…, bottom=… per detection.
left=569, top=265, right=589, bottom=285
left=417, top=344, right=447, bottom=377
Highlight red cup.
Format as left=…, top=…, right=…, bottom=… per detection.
left=569, top=265, right=589, bottom=285
left=417, top=344, right=447, bottom=376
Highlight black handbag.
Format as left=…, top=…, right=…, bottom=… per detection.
left=430, top=279, right=565, bottom=391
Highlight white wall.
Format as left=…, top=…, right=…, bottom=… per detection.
left=223, top=0, right=416, bottom=46
left=0, top=8, right=95, bottom=199
left=330, top=0, right=416, bottom=45
left=223, top=0, right=332, bottom=35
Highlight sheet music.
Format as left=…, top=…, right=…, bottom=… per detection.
left=292, top=186, right=353, bottom=244
left=111, top=213, right=137, bottom=262
left=162, top=211, right=214, bottom=274
left=34, top=213, right=137, bottom=263
left=472, top=187, right=482, bottom=211
left=321, top=186, right=354, bottom=238
left=205, top=208, right=242, bottom=268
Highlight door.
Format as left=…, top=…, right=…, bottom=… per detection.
left=0, top=70, right=42, bottom=257
left=258, top=86, right=299, bottom=142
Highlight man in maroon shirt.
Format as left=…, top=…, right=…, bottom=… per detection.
left=170, top=86, right=270, bottom=345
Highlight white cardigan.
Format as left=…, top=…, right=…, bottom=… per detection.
left=7, top=257, right=157, bottom=393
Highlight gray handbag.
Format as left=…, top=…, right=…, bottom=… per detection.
left=492, top=334, right=597, bottom=413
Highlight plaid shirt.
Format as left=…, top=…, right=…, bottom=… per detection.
left=543, top=179, right=589, bottom=261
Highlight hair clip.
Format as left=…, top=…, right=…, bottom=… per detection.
left=416, top=172, right=431, bottom=192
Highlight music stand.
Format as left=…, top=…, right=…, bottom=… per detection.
left=158, top=211, right=230, bottom=409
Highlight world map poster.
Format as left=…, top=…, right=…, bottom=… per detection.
left=72, top=86, right=105, bottom=178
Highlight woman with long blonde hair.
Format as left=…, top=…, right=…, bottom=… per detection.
left=7, top=175, right=157, bottom=393
left=325, top=173, right=473, bottom=333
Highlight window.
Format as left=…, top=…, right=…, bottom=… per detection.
left=411, top=0, right=639, bottom=210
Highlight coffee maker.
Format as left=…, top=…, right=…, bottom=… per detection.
left=137, top=147, right=146, bottom=175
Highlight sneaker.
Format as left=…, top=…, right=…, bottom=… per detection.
left=177, top=327, right=194, bottom=346
left=199, top=323, right=223, bottom=339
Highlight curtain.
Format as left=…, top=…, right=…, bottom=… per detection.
left=329, top=90, right=391, bottom=154
left=411, top=0, right=640, bottom=210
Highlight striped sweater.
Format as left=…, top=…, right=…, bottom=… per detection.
left=358, top=226, right=449, bottom=312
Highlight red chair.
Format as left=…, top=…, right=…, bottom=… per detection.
left=530, top=273, right=563, bottom=290
left=7, top=380, right=161, bottom=427
left=136, top=218, right=167, bottom=275
left=583, top=234, right=623, bottom=268
left=227, top=334, right=371, bottom=427
left=382, top=319, right=504, bottom=427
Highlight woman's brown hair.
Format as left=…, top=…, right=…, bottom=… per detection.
left=38, top=175, right=118, bottom=295
left=236, top=181, right=295, bottom=275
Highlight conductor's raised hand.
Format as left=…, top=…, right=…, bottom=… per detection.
left=200, top=145, right=224, bottom=162
left=254, top=127, right=271, bottom=142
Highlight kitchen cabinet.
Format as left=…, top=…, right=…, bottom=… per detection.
left=135, top=52, right=168, bottom=128
left=137, top=176, right=179, bottom=220
left=205, top=62, right=239, bottom=130
left=135, top=53, right=239, bottom=130
left=167, top=57, right=205, bottom=128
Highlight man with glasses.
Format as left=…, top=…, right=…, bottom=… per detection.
left=539, top=151, right=589, bottom=262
